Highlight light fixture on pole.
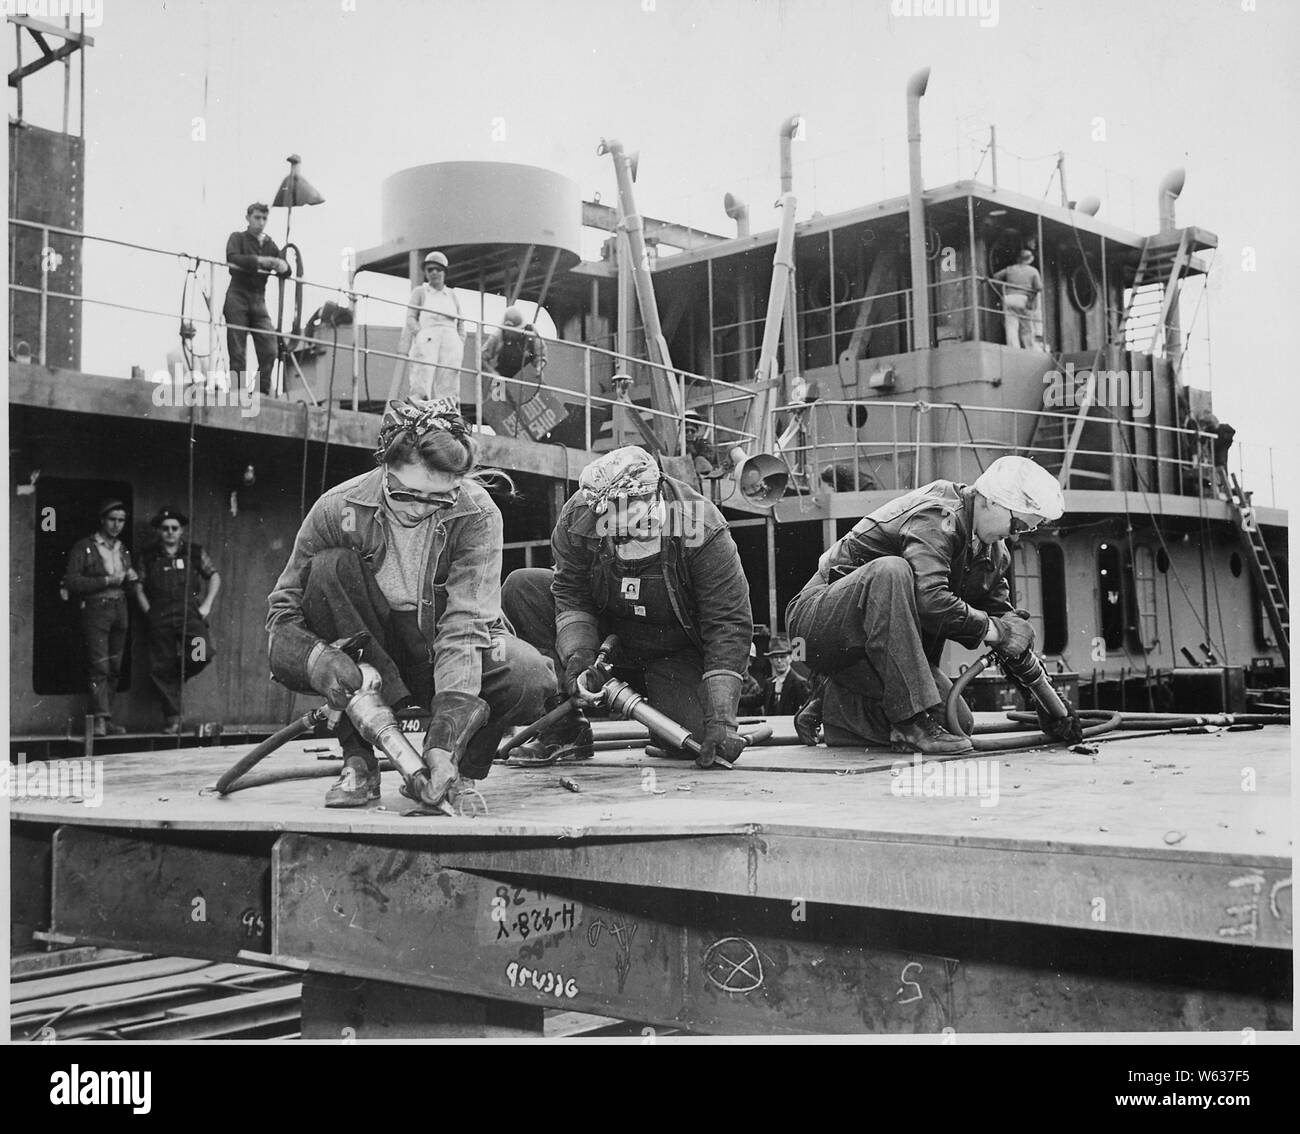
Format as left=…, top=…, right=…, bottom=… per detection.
left=271, top=153, right=325, bottom=247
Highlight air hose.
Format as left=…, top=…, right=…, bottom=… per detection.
left=946, top=652, right=1122, bottom=751
left=945, top=653, right=1287, bottom=752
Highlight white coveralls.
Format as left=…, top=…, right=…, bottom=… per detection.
left=401, top=283, right=465, bottom=401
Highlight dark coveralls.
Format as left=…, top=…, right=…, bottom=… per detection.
left=64, top=535, right=135, bottom=718
left=224, top=230, right=285, bottom=393
left=786, top=481, right=1013, bottom=745
left=502, top=476, right=752, bottom=738
left=141, top=541, right=216, bottom=719
left=265, top=468, right=554, bottom=780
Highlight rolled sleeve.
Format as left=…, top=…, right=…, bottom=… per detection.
left=430, top=509, right=500, bottom=697
left=899, top=511, right=990, bottom=647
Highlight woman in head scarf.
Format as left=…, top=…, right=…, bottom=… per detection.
left=266, top=398, right=554, bottom=807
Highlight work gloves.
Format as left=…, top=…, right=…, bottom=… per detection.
left=990, top=613, right=1035, bottom=658
left=422, top=690, right=491, bottom=803
left=793, top=674, right=827, bottom=746
left=556, top=621, right=600, bottom=697
left=698, top=673, right=745, bottom=768
left=1037, top=703, right=1084, bottom=745
left=307, top=644, right=364, bottom=709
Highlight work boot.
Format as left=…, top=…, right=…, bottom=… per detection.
left=888, top=708, right=974, bottom=755
left=793, top=677, right=826, bottom=746
left=325, top=729, right=380, bottom=808
left=507, top=694, right=593, bottom=766
left=162, top=716, right=181, bottom=736
left=96, top=717, right=126, bottom=736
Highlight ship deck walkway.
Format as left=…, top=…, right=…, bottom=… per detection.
left=10, top=716, right=1292, bottom=1036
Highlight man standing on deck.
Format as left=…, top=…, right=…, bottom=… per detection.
left=224, top=203, right=290, bottom=395
left=991, top=250, right=1043, bottom=350
left=787, top=456, right=1073, bottom=753
left=137, top=508, right=221, bottom=734
left=502, top=446, right=753, bottom=769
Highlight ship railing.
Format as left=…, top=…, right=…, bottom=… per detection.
left=766, top=397, right=1277, bottom=509
left=6, top=217, right=762, bottom=456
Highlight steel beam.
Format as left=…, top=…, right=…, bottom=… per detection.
left=268, top=834, right=1288, bottom=1034
left=440, top=833, right=1294, bottom=950
left=51, top=827, right=271, bottom=959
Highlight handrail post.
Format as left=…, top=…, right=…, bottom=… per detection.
left=39, top=224, right=49, bottom=366
left=583, top=345, right=593, bottom=453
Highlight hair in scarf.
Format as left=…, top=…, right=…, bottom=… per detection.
left=579, top=446, right=661, bottom=515
left=375, top=398, right=515, bottom=495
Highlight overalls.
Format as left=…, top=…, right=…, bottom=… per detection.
left=142, top=542, right=213, bottom=718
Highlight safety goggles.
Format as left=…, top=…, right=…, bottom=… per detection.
left=159, top=523, right=183, bottom=533
left=384, top=468, right=458, bottom=506
left=1008, top=512, right=1041, bottom=536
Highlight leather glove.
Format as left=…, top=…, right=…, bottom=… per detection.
left=556, top=619, right=600, bottom=696
left=1037, top=703, right=1084, bottom=745
left=990, top=614, right=1035, bottom=658
left=698, top=672, right=744, bottom=768
left=307, top=644, right=364, bottom=709
left=422, top=690, right=491, bottom=804
left=793, top=674, right=826, bottom=746
left=562, top=650, right=598, bottom=698
left=699, top=720, right=746, bottom=769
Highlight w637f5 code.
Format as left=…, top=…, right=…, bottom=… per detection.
left=1128, top=1071, right=1250, bottom=1083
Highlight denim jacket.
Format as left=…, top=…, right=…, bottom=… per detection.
left=817, top=480, right=1013, bottom=650
left=550, top=475, right=752, bottom=682
left=267, top=467, right=504, bottom=697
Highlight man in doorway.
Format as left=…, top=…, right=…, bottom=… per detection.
left=63, top=499, right=140, bottom=735
left=138, top=508, right=221, bottom=734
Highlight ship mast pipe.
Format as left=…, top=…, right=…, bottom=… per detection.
left=752, top=192, right=798, bottom=450
left=597, top=138, right=681, bottom=434
left=906, top=67, right=932, bottom=353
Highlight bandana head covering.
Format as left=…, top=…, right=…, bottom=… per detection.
left=578, top=447, right=661, bottom=515
left=375, top=397, right=469, bottom=463
left=973, top=456, right=1065, bottom=522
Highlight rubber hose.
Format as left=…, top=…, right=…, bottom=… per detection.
left=215, top=713, right=319, bottom=795
left=946, top=654, right=1122, bottom=751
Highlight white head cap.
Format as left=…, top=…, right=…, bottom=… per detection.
left=974, top=456, right=1064, bottom=521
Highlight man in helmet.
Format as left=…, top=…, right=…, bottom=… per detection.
left=991, top=250, right=1044, bottom=350
left=787, top=456, right=1073, bottom=753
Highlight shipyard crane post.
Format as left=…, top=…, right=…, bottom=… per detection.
left=597, top=139, right=681, bottom=451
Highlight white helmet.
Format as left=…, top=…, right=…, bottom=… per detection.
left=974, top=456, right=1064, bottom=521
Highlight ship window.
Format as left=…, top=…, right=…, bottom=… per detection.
left=1010, top=542, right=1044, bottom=648
left=1230, top=552, right=1243, bottom=578
left=1038, top=542, right=1067, bottom=654
left=1132, top=544, right=1159, bottom=651
left=1156, top=547, right=1170, bottom=573
left=1097, top=541, right=1125, bottom=651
